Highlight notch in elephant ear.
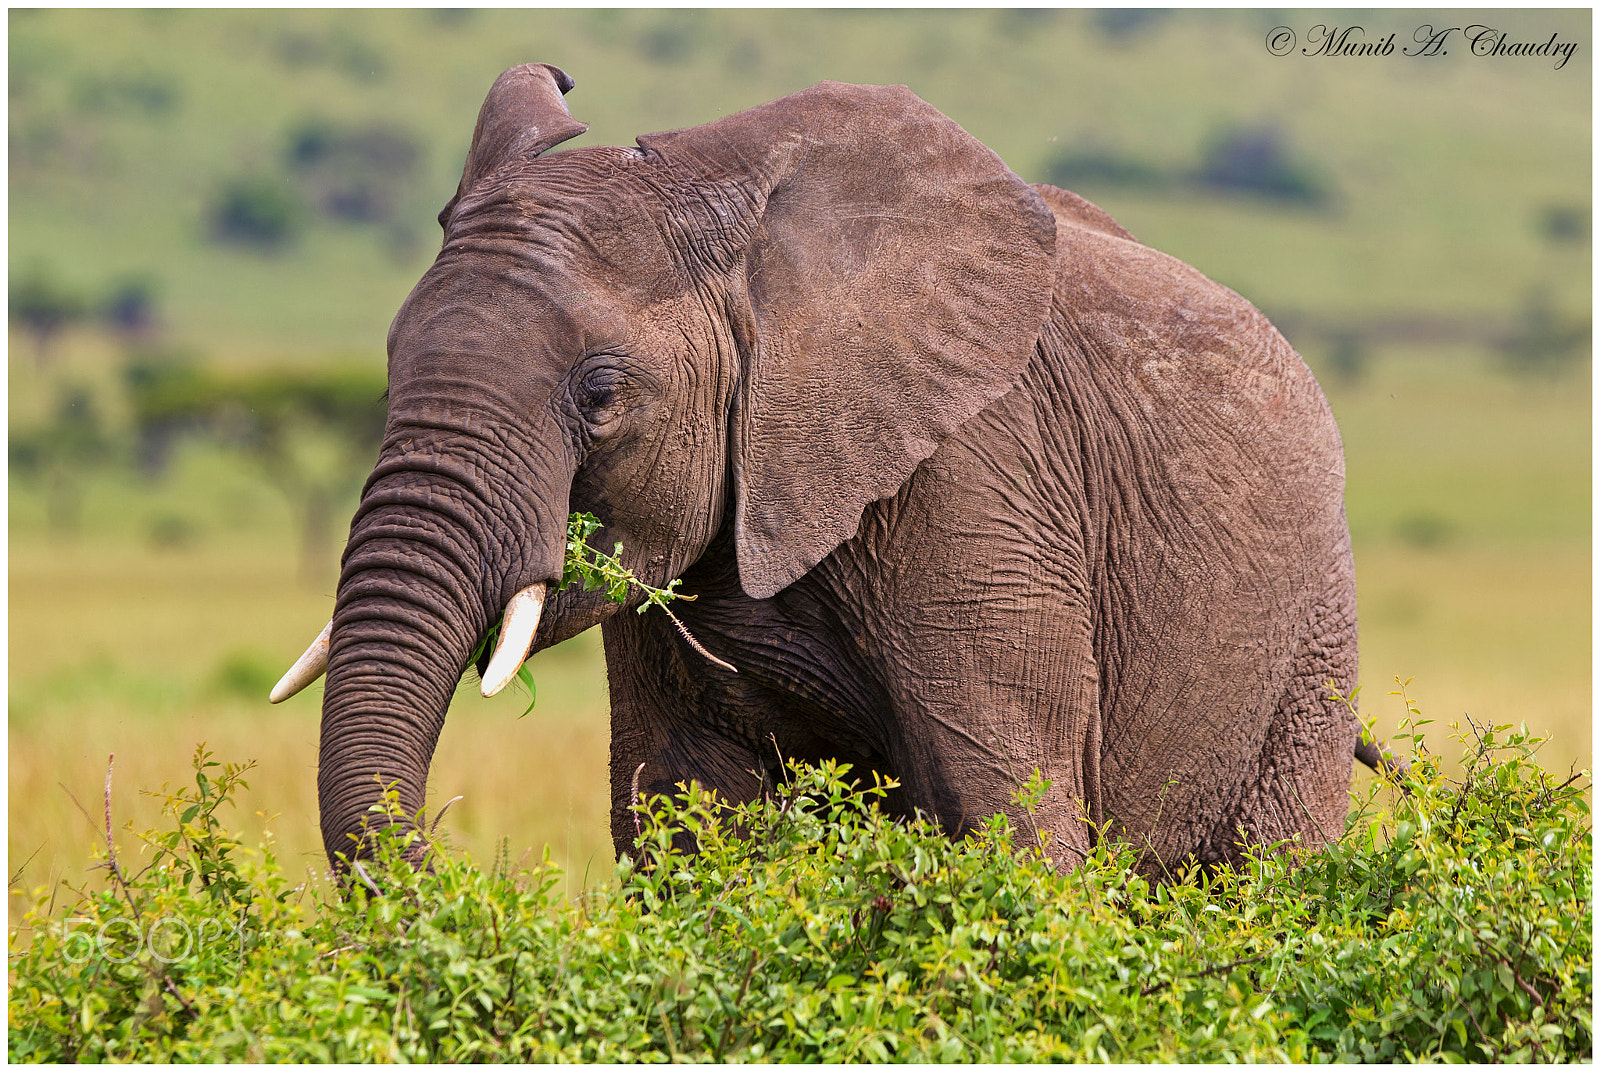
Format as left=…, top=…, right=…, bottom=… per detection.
left=438, top=63, right=589, bottom=229
left=640, top=82, right=1058, bottom=600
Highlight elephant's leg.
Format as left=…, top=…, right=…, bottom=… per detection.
left=601, top=609, right=766, bottom=857
left=1198, top=569, right=1361, bottom=868
left=872, top=572, right=1102, bottom=868
left=835, top=422, right=1105, bottom=869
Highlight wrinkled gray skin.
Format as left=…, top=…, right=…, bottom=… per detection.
left=317, top=63, right=1362, bottom=875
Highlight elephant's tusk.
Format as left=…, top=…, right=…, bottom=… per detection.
left=481, top=584, right=546, bottom=698
left=269, top=620, right=332, bottom=703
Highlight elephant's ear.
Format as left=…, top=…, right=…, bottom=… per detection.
left=439, top=63, right=588, bottom=229
left=641, top=82, right=1058, bottom=599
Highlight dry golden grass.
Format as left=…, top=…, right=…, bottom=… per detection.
left=1355, top=543, right=1591, bottom=781
left=11, top=529, right=1590, bottom=930
left=8, top=536, right=615, bottom=925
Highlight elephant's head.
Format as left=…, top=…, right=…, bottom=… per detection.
left=275, top=63, right=1058, bottom=869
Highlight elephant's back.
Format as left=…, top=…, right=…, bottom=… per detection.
left=1038, top=212, right=1348, bottom=560
left=1030, top=212, right=1357, bottom=857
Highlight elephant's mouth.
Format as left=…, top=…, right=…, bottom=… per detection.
left=268, top=582, right=552, bottom=706
left=271, top=575, right=630, bottom=706
left=477, top=583, right=547, bottom=696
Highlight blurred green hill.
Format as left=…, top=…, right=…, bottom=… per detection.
left=8, top=9, right=1590, bottom=904
left=9, top=9, right=1590, bottom=353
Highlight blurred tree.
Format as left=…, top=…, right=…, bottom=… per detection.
left=9, top=385, right=114, bottom=536
left=208, top=175, right=306, bottom=252
left=1195, top=124, right=1332, bottom=207
left=10, top=264, right=89, bottom=367
left=1394, top=512, right=1455, bottom=550
left=1497, top=287, right=1590, bottom=379
left=285, top=118, right=423, bottom=226
left=126, top=355, right=387, bottom=584
left=1043, top=142, right=1170, bottom=193
left=994, top=9, right=1060, bottom=41
left=1539, top=203, right=1590, bottom=246
left=273, top=24, right=388, bottom=83
left=101, top=273, right=162, bottom=341
left=1325, top=330, right=1371, bottom=389
left=1094, top=8, right=1172, bottom=44
left=71, top=68, right=180, bottom=117
left=635, top=10, right=706, bottom=64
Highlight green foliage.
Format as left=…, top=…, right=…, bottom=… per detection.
left=471, top=512, right=710, bottom=716
left=10, top=716, right=1590, bottom=1062
left=559, top=512, right=735, bottom=675
left=560, top=511, right=693, bottom=616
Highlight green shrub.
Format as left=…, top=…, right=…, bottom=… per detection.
left=9, top=715, right=1591, bottom=1062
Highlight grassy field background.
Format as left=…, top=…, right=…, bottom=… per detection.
left=9, top=9, right=1590, bottom=914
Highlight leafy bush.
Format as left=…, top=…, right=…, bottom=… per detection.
left=9, top=714, right=1590, bottom=1062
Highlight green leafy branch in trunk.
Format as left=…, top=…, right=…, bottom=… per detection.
left=472, top=512, right=735, bottom=714
left=559, top=512, right=688, bottom=614
left=562, top=512, right=736, bottom=674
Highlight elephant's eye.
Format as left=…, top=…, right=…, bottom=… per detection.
left=575, top=368, right=625, bottom=423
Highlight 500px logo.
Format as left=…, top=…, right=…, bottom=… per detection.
left=60, top=915, right=248, bottom=965
left=1266, top=24, right=1580, bottom=70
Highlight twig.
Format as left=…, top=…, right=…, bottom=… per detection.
left=103, top=755, right=118, bottom=869
left=312, top=942, right=361, bottom=962
left=1448, top=713, right=1494, bottom=829
left=657, top=1002, right=681, bottom=1061
left=665, top=608, right=738, bottom=673
left=164, top=976, right=196, bottom=1016
left=429, top=795, right=464, bottom=836
left=1499, top=956, right=1548, bottom=1010
left=350, top=861, right=383, bottom=897
left=59, top=782, right=99, bottom=835
left=716, top=949, right=761, bottom=1058
left=9, top=844, right=43, bottom=888
left=1140, top=953, right=1269, bottom=996
left=100, top=755, right=140, bottom=917
left=631, top=762, right=647, bottom=841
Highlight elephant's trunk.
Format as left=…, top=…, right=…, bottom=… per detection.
left=316, top=429, right=567, bottom=869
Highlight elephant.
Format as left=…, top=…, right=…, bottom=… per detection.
left=274, top=62, right=1372, bottom=877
